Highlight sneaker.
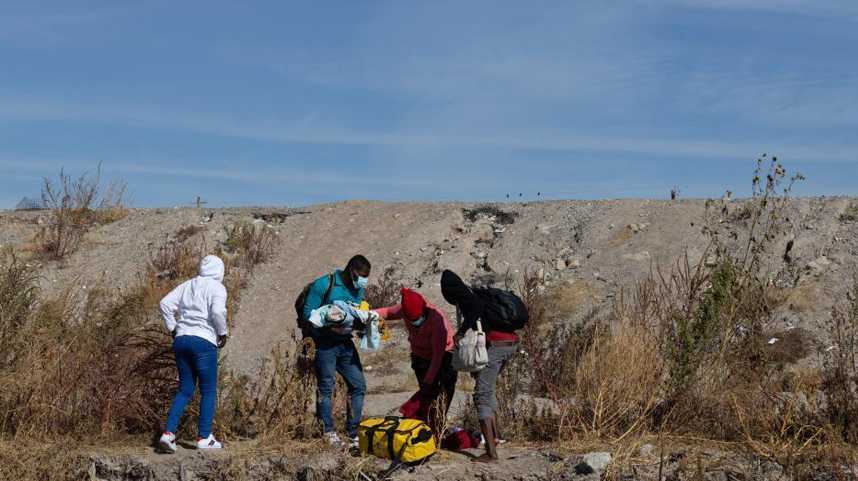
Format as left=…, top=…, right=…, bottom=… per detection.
left=325, top=432, right=344, bottom=447
left=348, top=436, right=360, bottom=449
left=196, top=434, right=223, bottom=450
left=158, top=432, right=177, bottom=453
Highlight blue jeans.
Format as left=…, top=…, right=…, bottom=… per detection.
left=165, top=335, right=218, bottom=438
left=314, top=338, right=366, bottom=438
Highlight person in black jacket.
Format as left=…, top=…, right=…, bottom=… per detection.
left=440, top=270, right=519, bottom=463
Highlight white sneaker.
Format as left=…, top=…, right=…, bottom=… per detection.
left=196, top=434, right=223, bottom=450
left=348, top=436, right=360, bottom=449
left=158, top=432, right=177, bottom=453
left=325, top=432, right=344, bottom=447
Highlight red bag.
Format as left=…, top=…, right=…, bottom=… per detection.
left=441, top=428, right=481, bottom=450
left=399, top=391, right=431, bottom=420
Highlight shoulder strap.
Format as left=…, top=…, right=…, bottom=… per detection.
left=322, top=272, right=335, bottom=305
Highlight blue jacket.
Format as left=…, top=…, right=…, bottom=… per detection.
left=303, top=270, right=364, bottom=341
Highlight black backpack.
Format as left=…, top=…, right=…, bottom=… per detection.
left=294, top=272, right=335, bottom=337
left=472, top=287, right=529, bottom=332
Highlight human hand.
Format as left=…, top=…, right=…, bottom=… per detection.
left=217, top=335, right=229, bottom=348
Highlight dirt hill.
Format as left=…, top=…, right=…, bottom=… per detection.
left=2, top=197, right=855, bottom=388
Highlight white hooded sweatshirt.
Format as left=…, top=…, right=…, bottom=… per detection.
left=159, top=255, right=228, bottom=346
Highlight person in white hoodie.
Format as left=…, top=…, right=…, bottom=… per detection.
left=157, top=255, right=229, bottom=452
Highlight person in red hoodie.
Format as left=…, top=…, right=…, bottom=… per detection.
left=373, top=288, right=457, bottom=437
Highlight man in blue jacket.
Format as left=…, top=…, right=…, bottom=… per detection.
left=302, top=255, right=371, bottom=447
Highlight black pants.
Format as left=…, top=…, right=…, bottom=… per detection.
left=411, top=352, right=458, bottom=437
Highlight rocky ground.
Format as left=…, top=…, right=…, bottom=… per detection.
left=83, top=439, right=809, bottom=481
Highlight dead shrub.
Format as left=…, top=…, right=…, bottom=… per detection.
left=218, top=338, right=317, bottom=441
left=821, top=276, right=858, bottom=443
left=222, top=221, right=278, bottom=273
left=147, top=236, right=204, bottom=282
left=363, top=266, right=400, bottom=310
left=36, top=166, right=129, bottom=260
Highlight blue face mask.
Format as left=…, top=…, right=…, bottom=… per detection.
left=356, top=276, right=369, bottom=289
left=411, top=316, right=426, bottom=327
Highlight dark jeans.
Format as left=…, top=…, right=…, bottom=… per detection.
left=165, top=335, right=218, bottom=438
left=473, top=343, right=517, bottom=420
left=411, top=352, right=458, bottom=436
left=314, top=338, right=366, bottom=438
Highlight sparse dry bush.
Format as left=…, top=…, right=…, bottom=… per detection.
left=36, top=166, right=129, bottom=260
left=363, top=266, right=400, bottom=310
left=223, top=221, right=278, bottom=273
left=821, top=276, right=858, bottom=444
left=218, top=339, right=317, bottom=441
left=148, top=235, right=204, bottom=282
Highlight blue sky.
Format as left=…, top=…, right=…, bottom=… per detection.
left=1, top=1, right=856, bottom=207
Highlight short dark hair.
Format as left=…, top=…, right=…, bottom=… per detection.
left=345, top=255, right=371, bottom=273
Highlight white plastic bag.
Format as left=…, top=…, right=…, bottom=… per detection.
left=359, top=312, right=381, bottom=352
left=452, top=320, right=488, bottom=372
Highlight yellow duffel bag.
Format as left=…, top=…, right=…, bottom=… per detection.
left=358, top=416, right=436, bottom=465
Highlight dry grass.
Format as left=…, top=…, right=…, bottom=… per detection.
left=572, top=322, right=663, bottom=441
left=544, top=280, right=599, bottom=319
left=222, top=221, right=278, bottom=274
left=0, top=440, right=86, bottom=481
left=0, top=223, right=288, bottom=448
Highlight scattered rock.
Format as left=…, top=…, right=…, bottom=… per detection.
left=628, top=222, right=650, bottom=233
left=567, top=258, right=582, bottom=269
left=639, top=443, right=656, bottom=457
left=555, top=258, right=567, bottom=271
left=807, top=255, right=832, bottom=274
left=581, top=452, right=612, bottom=473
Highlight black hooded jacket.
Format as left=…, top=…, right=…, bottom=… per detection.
left=440, top=270, right=485, bottom=336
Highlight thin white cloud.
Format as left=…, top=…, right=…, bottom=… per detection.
left=0, top=155, right=471, bottom=190
left=0, top=96, right=854, bottom=164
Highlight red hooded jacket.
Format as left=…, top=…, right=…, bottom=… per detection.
left=374, top=292, right=455, bottom=385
